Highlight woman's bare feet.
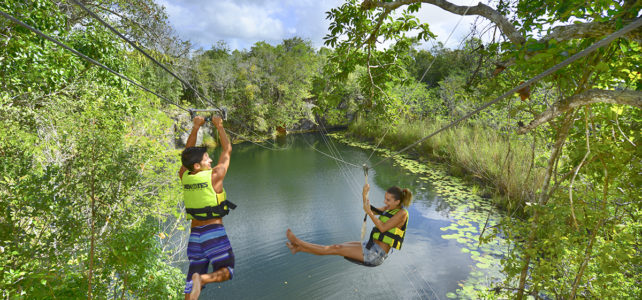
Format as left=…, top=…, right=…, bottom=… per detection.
left=190, top=273, right=202, bottom=300
left=286, top=228, right=299, bottom=244
left=286, top=229, right=303, bottom=254
left=286, top=242, right=300, bottom=254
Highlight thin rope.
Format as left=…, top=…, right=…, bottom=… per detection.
left=364, top=0, right=475, bottom=164
left=314, top=124, right=364, bottom=198
left=400, top=263, right=428, bottom=299
left=371, top=16, right=642, bottom=168
left=318, top=124, right=364, bottom=192
left=71, top=0, right=283, bottom=149
left=308, top=135, right=361, bottom=198
left=303, top=138, right=361, bottom=168
left=300, top=135, right=361, bottom=199
left=410, top=264, right=441, bottom=299
left=320, top=127, right=362, bottom=173
left=0, top=9, right=191, bottom=113
left=308, top=116, right=363, bottom=198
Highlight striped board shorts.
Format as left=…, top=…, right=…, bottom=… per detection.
left=184, top=223, right=235, bottom=294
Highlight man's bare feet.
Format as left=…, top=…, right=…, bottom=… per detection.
left=286, top=242, right=300, bottom=254
left=190, top=273, right=202, bottom=300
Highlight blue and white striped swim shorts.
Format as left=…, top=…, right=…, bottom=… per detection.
left=184, top=223, right=235, bottom=294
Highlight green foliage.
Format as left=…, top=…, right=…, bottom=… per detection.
left=408, top=40, right=485, bottom=89
left=1, top=0, right=185, bottom=298
left=325, top=0, right=641, bottom=298
left=322, top=0, right=430, bottom=116
left=2, top=0, right=640, bottom=298
left=187, top=37, right=323, bottom=134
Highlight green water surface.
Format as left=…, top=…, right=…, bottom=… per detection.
left=180, top=132, right=504, bottom=299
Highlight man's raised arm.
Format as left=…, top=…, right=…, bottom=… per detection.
left=179, top=116, right=205, bottom=178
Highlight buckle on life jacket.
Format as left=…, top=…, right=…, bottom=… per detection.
left=366, top=227, right=405, bottom=250
left=185, top=200, right=237, bottom=220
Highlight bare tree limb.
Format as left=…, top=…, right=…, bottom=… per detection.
left=518, top=89, right=642, bottom=134
left=361, top=1, right=641, bottom=47
left=362, top=0, right=523, bottom=44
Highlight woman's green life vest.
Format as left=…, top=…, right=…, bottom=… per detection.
left=182, top=169, right=234, bottom=220
left=368, top=208, right=408, bottom=250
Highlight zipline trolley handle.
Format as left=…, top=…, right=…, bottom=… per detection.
left=188, top=107, right=228, bottom=122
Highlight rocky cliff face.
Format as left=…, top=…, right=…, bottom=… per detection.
left=173, top=111, right=206, bottom=148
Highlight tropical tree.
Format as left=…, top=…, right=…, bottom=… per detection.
left=1, top=0, right=187, bottom=298
left=324, top=0, right=642, bottom=298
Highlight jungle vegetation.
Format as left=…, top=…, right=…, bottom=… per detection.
left=1, top=0, right=640, bottom=298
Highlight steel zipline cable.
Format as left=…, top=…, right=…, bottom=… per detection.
left=0, top=9, right=192, bottom=113
left=363, top=0, right=476, bottom=166
left=4, top=5, right=640, bottom=170
left=71, top=0, right=287, bottom=150
left=1, top=8, right=285, bottom=150
left=72, top=0, right=294, bottom=150
left=369, top=16, right=642, bottom=168
left=70, top=0, right=219, bottom=110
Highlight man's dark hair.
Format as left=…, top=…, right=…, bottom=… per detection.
left=181, top=146, right=208, bottom=171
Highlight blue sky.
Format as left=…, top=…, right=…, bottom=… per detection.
left=155, top=0, right=482, bottom=51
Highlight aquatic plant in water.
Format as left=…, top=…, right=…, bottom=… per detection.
left=328, top=132, right=508, bottom=299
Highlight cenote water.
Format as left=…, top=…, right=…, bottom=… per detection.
left=179, top=132, right=506, bottom=299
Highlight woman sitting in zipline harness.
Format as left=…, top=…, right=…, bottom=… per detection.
left=286, top=184, right=411, bottom=266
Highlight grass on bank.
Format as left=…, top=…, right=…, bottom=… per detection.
left=347, top=117, right=546, bottom=210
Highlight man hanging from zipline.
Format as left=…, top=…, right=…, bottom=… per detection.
left=179, top=115, right=236, bottom=300
left=286, top=183, right=412, bottom=267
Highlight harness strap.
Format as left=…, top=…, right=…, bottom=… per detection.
left=365, top=227, right=405, bottom=250
left=370, top=205, right=384, bottom=215
left=185, top=200, right=237, bottom=220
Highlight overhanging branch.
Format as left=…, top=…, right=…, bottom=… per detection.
left=361, top=0, right=524, bottom=44
left=517, top=89, right=642, bottom=134
left=361, top=1, right=641, bottom=48
left=541, top=19, right=642, bottom=44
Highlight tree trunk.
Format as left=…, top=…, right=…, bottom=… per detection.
left=516, top=111, right=575, bottom=299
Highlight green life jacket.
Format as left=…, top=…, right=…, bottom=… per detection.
left=366, top=208, right=408, bottom=250
left=182, top=169, right=236, bottom=220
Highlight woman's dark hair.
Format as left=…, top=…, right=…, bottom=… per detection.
left=387, top=186, right=413, bottom=207
left=181, top=146, right=208, bottom=171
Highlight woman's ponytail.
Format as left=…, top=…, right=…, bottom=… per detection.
left=401, top=188, right=412, bottom=207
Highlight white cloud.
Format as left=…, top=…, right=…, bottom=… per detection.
left=414, top=0, right=482, bottom=49
left=156, top=0, right=484, bottom=51
left=158, top=0, right=291, bottom=49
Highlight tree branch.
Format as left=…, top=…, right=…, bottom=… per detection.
left=517, top=89, right=642, bottom=134
left=540, top=19, right=642, bottom=44
left=362, top=1, right=641, bottom=48
left=363, top=8, right=392, bottom=47
left=361, top=0, right=525, bottom=44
